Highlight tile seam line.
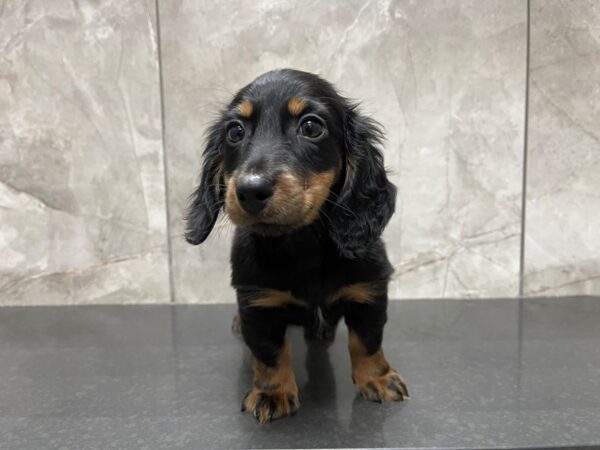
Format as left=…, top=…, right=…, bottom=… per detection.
left=154, top=0, right=176, bottom=303
left=519, top=0, right=531, bottom=298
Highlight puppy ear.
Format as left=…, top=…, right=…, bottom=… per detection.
left=328, top=105, right=397, bottom=259
left=184, top=124, right=225, bottom=245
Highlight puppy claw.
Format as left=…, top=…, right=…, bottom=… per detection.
left=242, top=388, right=300, bottom=424
left=241, top=391, right=250, bottom=412
left=387, top=380, right=404, bottom=397
left=355, top=368, right=409, bottom=403
left=367, top=382, right=382, bottom=403
left=287, top=394, right=297, bottom=408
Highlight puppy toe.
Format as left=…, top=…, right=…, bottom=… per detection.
left=242, top=387, right=300, bottom=423
left=355, top=368, right=409, bottom=402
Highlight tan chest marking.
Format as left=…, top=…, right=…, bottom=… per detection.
left=247, top=289, right=306, bottom=308
left=327, top=282, right=382, bottom=305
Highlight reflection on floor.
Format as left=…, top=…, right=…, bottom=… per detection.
left=1, top=297, right=600, bottom=449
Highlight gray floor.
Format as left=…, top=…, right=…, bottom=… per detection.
left=1, top=298, right=599, bottom=449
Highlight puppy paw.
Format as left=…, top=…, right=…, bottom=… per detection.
left=241, top=387, right=300, bottom=423
left=354, top=368, right=409, bottom=403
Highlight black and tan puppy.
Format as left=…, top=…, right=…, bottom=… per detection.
left=185, top=69, right=408, bottom=423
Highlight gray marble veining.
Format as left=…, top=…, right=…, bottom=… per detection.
left=159, top=0, right=527, bottom=303
left=0, top=1, right=170, bottom=304
left=524, top=0, right=600, bottom=296
left=1, top=298, right=600, bottom=449
left=2, top=0, right=599, bottom=304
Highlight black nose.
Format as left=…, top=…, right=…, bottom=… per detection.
left=235, top=175, right=274, bottom=214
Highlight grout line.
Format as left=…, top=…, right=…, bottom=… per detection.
left=517, top=0, right=528, bottom=384
left=154, top=0, right=176, bottom=303
left=518, top=0, right=530, bottom=381
left=519, top=0, right=531, bottom=298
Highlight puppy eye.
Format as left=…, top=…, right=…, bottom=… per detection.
left=226, top=122, right=245, bottom=144
left=298, top=117, right=325, bottom=139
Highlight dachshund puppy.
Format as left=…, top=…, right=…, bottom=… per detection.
left=185, top=69, right=408, bottom=423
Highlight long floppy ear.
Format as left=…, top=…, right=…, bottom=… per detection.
left=328, top=105, right=397, bottom=259
left=184, top=123, right=225, bottom=245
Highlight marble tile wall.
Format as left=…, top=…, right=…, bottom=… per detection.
left=0, top=1, right=170, bottom=304
left=1, top=1, right=597, bottom=304
left=160, top=0, right=526, bottom=303
left=523, top=1, right=600, bottom=296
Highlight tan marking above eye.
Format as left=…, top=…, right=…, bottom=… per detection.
left=237, top=99, right=253, bottom=118
left=327, top=282, right=382, bottom=305
left=247, top=289, right=307, bottom=308
left=288, top=96, right=307, bottom=116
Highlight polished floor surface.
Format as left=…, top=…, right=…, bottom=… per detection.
left=1, top=297, right=599, bottom=449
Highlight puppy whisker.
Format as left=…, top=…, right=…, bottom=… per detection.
left=323, top=196, right=358, bottom=219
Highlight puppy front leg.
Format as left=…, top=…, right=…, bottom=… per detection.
left=342, top=288, right=409, bottom=402
left=238, top=293, right=299, bottom=423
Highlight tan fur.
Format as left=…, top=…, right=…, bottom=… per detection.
left=264, top=173, right=306, bottom=225
left=348, top=330, right=409, bottom=402
left=237, top=99, right=253, bottom=117
left=301, top=170, right=336, bottom=224
left=225, top=169, right=337, bottom=228
left=328, top=282, right=381, bottom=305
left=242, top=339, right=300, bottom=423
left=225, top=176, right=252, bottom=226
left=287, top=96, right=306, bottom=116
left=248, top=289, right=306, bottom=308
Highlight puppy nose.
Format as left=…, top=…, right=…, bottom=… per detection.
left=235, top=175, right=274, bottom=214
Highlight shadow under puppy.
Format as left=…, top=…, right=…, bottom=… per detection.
left=185, top=69, right=409, bottom=423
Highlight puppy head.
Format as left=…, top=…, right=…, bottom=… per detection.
left=185, top=69, right=396, bottom=258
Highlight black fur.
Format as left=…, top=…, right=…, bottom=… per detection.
left=185, top=69, right=399, bottom=420
left=184, top=125, right=225, bottom=245
left=330, top=106, right=397, bottom=258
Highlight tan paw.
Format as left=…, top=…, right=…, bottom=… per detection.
left=241, top=387, right=300, bottom=423
left=354, top=367, right=409, bottom=403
